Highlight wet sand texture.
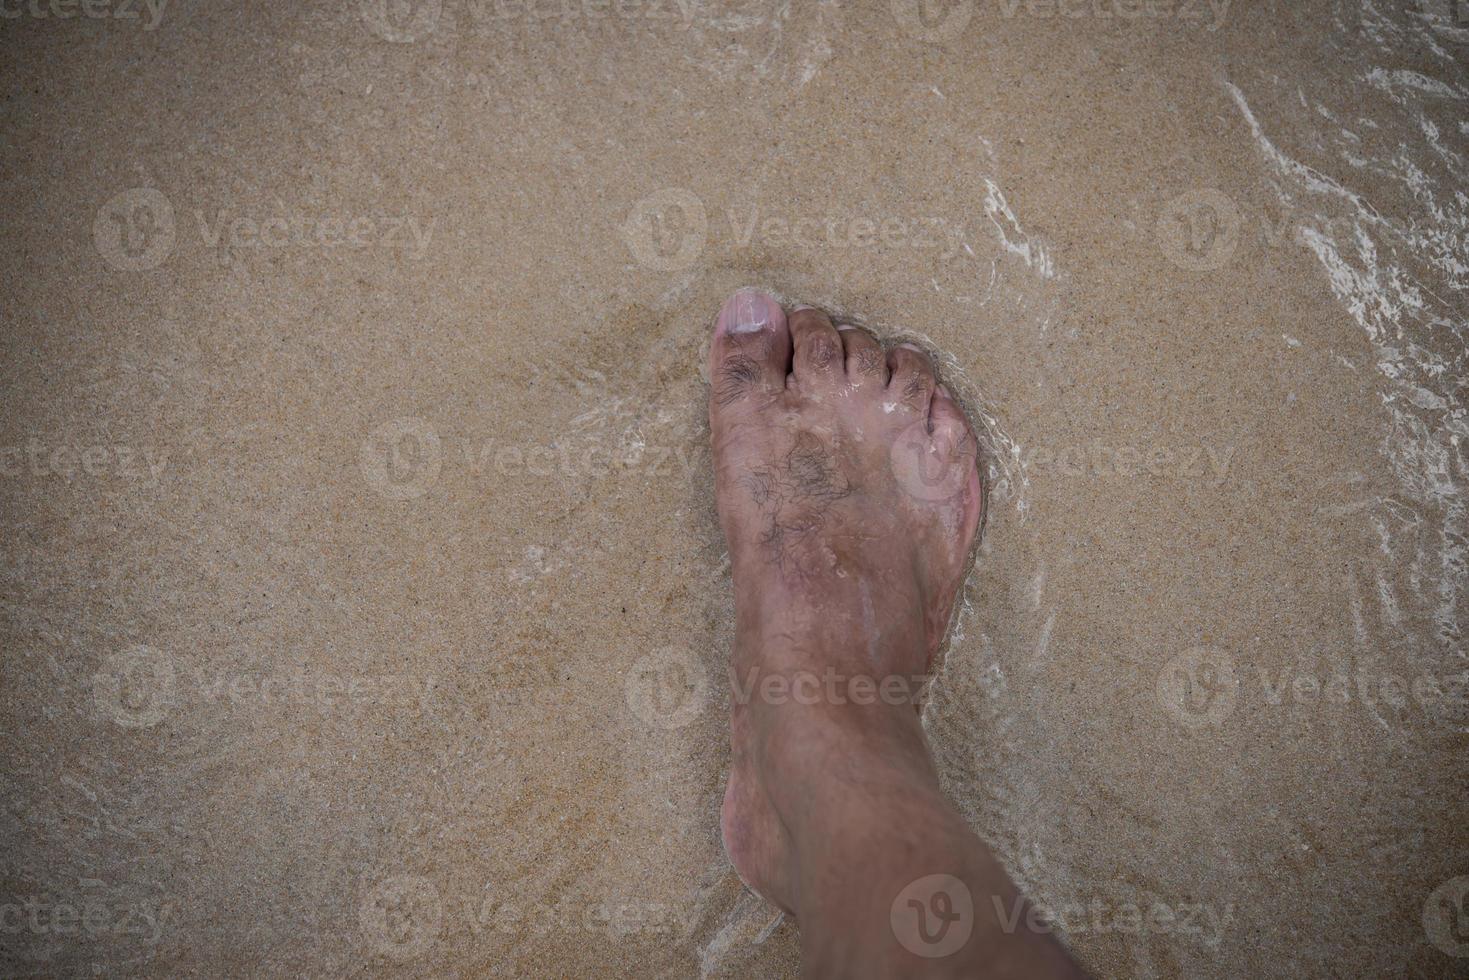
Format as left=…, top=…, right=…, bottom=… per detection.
left=2, top=0, right=1467, bottom=976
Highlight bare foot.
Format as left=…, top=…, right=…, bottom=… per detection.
left=709, top=288, right=984, bottom=915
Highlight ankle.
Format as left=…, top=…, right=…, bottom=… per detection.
left=750, top=694, right=944, bottom=827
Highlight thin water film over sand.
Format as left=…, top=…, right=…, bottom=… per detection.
left=1, top=0, right=1466, bottom=977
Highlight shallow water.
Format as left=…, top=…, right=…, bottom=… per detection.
left=2, top=0, right=1466, bottom=976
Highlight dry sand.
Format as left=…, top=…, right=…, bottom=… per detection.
left=2, top=0, right=1467, bottom=975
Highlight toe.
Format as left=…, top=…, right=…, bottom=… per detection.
left=930, top=384, right=985, bottom=537
left=709, top=288, right=792, bottom=407
left=928, top=382, right=970, bottom=434
left=837, top=325, right=886, bottom=386
left=887, top=343, right=936, bottom=415
left=889, top=383, right=984, bottom=524
left=788, top=306, right=844, bottom=385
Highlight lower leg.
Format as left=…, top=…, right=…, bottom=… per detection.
left=750, top=681, right=1085, bottom=978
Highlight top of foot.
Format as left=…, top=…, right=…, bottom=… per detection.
left=709, top=287, right=985, bottom=913
left=708, top=287, right=984, bottom=676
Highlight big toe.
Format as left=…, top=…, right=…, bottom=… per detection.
left=709, top=288, right=791, bottom=408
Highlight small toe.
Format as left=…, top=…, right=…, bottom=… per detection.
left=887, top=343, right=936, bottom=414
left=931, top=385, right=985, bottom=538
left=788, top=306, right=844, bottom=384
left=929, top=382, right=969, bottom=432
left=710, top=288, right=792, bottom=407
left=837, top=325, right=886, bottom=385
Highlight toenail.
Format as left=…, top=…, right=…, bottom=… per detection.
left=792, top=304, right=815, bottom=312
left=728, top=289, right=770, bottom=334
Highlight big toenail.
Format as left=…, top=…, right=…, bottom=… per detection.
left=731, top=290, right=770, bottom=334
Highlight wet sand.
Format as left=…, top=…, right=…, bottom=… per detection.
left=2, top=0, right=1467, bottom=975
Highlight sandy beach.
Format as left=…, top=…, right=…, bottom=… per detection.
left=2, top=0, right=1466, bottom=975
